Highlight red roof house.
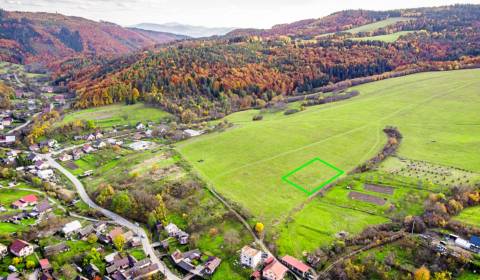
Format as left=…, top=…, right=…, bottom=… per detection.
left=39, top=259, right=51, bottom=271
left=281, top=255, right=315, bottom=278
left=11, top=194, right=38, bottom=209
left=262, top=260, right=288, bottom=280
left=22, top=194, right=38, bottom=204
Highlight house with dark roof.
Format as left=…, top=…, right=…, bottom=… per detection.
left=84, top=263, right=100, bottom=279
left=44, top=242, right=69, bottom=257
left=106, top=257, right=130, bottom=275
left=34, top=200, right=52, bottom=215
left=9, top=239, right=34, bottom=257
left=78, top=224, right=95, bottom=239
left=204, top=256, right=222, bottom=275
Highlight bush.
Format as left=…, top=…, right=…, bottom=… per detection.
left=252, top=115, right=263, bottom=121
left=284, top=109, right=300, bottom=115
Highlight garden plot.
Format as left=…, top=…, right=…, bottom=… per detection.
left=348, top=191, right=387, bottom=206
left=364, top=184, right=394, bottom=195
left=381, top=157, right=480, bottom=187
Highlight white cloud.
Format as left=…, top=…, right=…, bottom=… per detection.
left=0, top=0, right=479, bottom=28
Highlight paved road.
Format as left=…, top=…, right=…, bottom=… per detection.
left=6, top=112, right=40, bottom=135
left=43, top=154, right=180, bottom=280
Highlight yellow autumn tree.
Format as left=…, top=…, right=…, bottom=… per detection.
left=254, top=222, right=264, bottom=234
left=414, top=266, right=431, bottom=280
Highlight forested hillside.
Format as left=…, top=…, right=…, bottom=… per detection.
left=62, top=5, right=480, bottom=121
left=0, top=10, right=184, bottom=64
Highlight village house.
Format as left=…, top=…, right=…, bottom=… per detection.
left=106, top=256, right=131, bottom=275
left=82, top=144, right=95, bottom=153
left=39, top=259, right=51, bottom=272
left=164, top=223, right=180, bottom=237
left=86, top=134, right=96, bottom=141
left=35, top=160, right=50, bottom=170
left=72, top=149, right=84, bottom=160
left=2, top=117, right=13, bottom=126
left=184, top=129, right=204, bottom=137
left=95, top=221, right=108, bottom=234
left=263, top=259, right=288, bottom=280
left=145, top=129, right=153, bottom=137
left=93, top=140, right=106, bottom=149
left=43, top=242, right=70, bottom=257
left=0, top=124, right=3, bottom=130
left=58, top=153, right=72, bottom=162
left=0, top=243, right=7, bottom=258
left=11, top=194, right=38, bottom=209
left=37, top=169, right=54, bottom=180
left=128, top=141, right=152, bottom=151
left=78, top=224, right=96, bottom=239
left=170, top=249, right=202, bottom=273
left=9, top=239, right=34, bottom=257
left=52, top=95, right=65, bottom=104
left=84, top=263, right=100, bottom=279
left=62, top=220, right=82, bottom=237
left=27, top=153, right=41, bottom=162
left=94, top=131, right=103, bottom=139
left=281, top=255, right=315, bottom=279
left=136, top=122, right=145, bottom=130
left=0, top=135, right=16, bottom=144
left=29, top=144, right=39, bottom=152
left=204, top=256, right=222, bottom=275
left=240, top=245, right=263, bottom=268
left=33, top=200, right=52, bottom=217
left=108, top=227, right=124, bottom=242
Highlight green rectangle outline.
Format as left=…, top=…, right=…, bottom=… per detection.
left=281, top=158, right=345, bottom=195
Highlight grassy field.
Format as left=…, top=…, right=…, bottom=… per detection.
left=454, top=206, right=480, bottom=228
left=351, top=31, right=414, bottom=42
left=60, top=103, right=170, bottom=128
left=345, top=17, right=412, bottom=33
left=177, top=69, right=480, bottom=254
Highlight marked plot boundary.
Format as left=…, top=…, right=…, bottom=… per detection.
left=282, top=158, right=344, bottom=195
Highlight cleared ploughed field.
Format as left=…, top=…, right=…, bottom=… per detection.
left=177, top=69, right=480, bottom=254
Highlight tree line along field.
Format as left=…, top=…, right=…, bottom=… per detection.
left=177, top=69, right=480, bottom=256
left=60, top=103, right=170, bottom=129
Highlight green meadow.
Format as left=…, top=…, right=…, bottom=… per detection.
left=454, top=206, right=480, bottom=228
left=345, top=17, right=412, bottom=33
left=177, top=69, right=480, bottom=254
left=352, top=31, right=414, bottom=42
left=60, top=103, right=170, bottom=128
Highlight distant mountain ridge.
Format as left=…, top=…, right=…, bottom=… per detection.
left=131, top=22, right=236, bottom=38
left=0, top=10, right=185, bottom=64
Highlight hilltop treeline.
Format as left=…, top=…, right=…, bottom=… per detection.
left=67, top=5, right=480, bottom=120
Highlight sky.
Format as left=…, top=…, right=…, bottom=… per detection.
left=1, top=0, right=479, bottom=28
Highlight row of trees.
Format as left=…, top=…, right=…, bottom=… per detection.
left=68, top=6, right=480, bottom=121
